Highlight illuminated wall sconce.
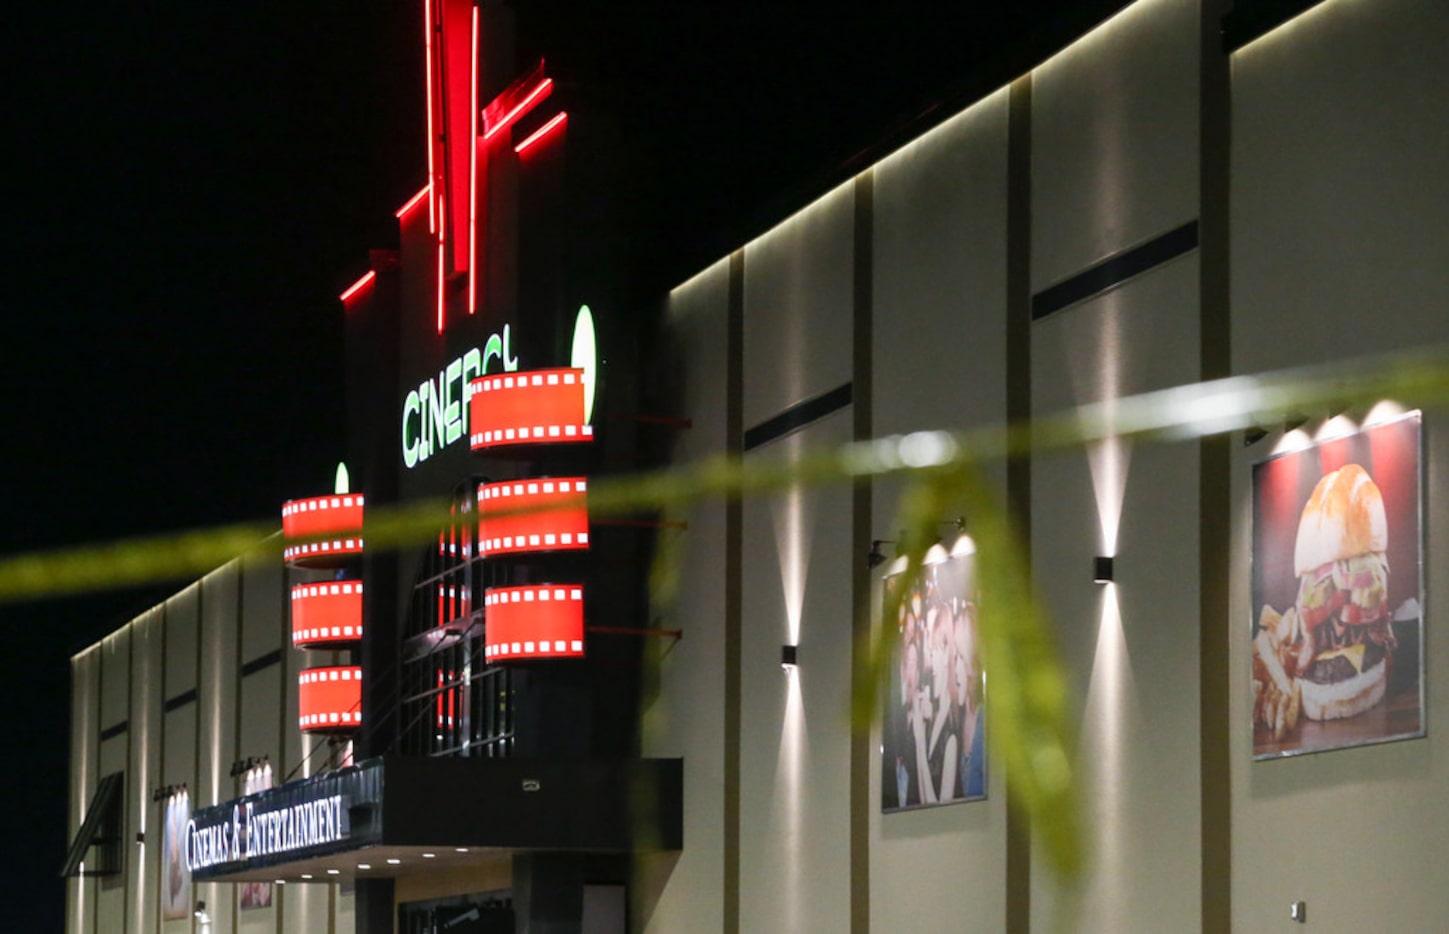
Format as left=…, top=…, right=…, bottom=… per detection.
left=1284, top=413, right=1309, bottom=433
left=867, top=539, right=895, bottom=569
left=194, top=900, right=210, bottom=923
left=781, top=645, right=798, bottom=670
left=135, top=832, right=145, bottom=845
left=1094, top=556, right=1115, bottom=584
left=151, top=783, right=187, bottom=803
left=1244, top=426, right=1269, bottom=447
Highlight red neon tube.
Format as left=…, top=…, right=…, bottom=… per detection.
left=468, top=4, right=480, bottom=316
left=424, top=0, right=437, bottom=234
left=514, top=112, right=568, bottom=155
left=395, top=186, right=430, bottom=218
left=437, top=192, right=446, bottom=333
left=483, top=78, right=553, bottom=141
left=338, top=270, right=376, bottom=303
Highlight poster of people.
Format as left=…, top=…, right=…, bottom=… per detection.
left=1251, top=410, right=1424, bottom=759
left=239, top=763, right=274, bottom=910
left=161, top=790, right=191, bottom=921
left=881, top=538, right=986, bottom=811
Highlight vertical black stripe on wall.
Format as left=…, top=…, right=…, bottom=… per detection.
left=723, top=249, right=745, bottom=934
left=850, top=169, right=873, bottom=934
left=1199, top=1, right=1233, bottom=929
left=1005, top=73, right=1034, bottom=934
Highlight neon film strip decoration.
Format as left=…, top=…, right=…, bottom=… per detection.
left=281, top=494, right=365, bottom=566
left=484, top=585, right=585, bottom=661
left=469, top=367, right=593, bottom=450
left=477, top=478, right=589, bottom=556
left=291, top=582, right=364, bottom=649
left=297, top=666, right=363, bottom=732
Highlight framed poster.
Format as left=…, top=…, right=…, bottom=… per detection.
left=1251, top=410, right=1424, bottom=759
left=161, top=790, right=192, bottom=921
left=881, top=537, right=986, bottom=811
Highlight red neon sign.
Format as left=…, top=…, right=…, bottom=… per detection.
left=483, top=77, right=554, bottom=141
left=469, top=368, right=593, bottom=450
left=291, top=581, right=363, bottom=649
left=484, top=585, right=585, bottom=661
left=298, top=666, right=362, bottom=732
left=478, top=478, right=589, bottom=556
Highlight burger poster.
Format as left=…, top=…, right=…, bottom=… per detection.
left=882, top=540, right=986, bottom=811
left=1251, top=410, right=1424, bottom=759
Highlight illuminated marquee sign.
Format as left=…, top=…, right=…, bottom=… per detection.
left=469, top=367, right=592, bottom=450
left=184, top=760, right=384, bottom=880
left=185, top=795, right=348, bottom=872
left=281, top=494, right=364, bottom=566
left=402, top=325, right=519, bottom=469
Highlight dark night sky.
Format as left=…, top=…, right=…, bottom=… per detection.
left=2, top=1, right=1094, bottom=923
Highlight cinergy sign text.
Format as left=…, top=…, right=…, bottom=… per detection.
left=401, top=325, right=519, bottom=469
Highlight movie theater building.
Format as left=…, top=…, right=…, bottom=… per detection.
left=67, top=0, right=1449, bottom=931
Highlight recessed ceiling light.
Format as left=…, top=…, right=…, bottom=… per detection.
left=422, top=853, right=436, bottom=859
left=300, top=874, right=313, bottom=880
left=455, top=847, right=469, bottom=853
left=326, top=869, right=340, bottom=876
left=357, top=864, right=371, bottom=870
left=275, top=880, right=286, bottom=885
left=386, top=858, right=401, bottom=865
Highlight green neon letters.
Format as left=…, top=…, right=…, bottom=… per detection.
left=402, top=324, right=519, bottom=469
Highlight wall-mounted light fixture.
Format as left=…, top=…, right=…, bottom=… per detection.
left=1244, top=426, right=1269, bottom=447
left=867, top=540, right=896, bottom=569
left=781, top=645, right=798, bottom=671
left=134, top=832, right=145, bottom=845
left=230, top=755, right=271, bottom=778
left=151, top=783, right=187, bottom=803
left=1094, top=556, right=1115, bottom=584
left=194, top=900, right=210, bottom=923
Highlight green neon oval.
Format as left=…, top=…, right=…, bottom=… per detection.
left=571, top=305, right=598, bottom=423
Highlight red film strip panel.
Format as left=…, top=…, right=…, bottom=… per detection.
left=298, top=666, right=362, bottom=732
left=282, top=495, right=365, bottom=565
left=469, top=368, right=593, bottom=450
left=477, top=478, right=589, bottom=556
left=291, top=581, right=364, bottom=649
left=484, top=585, right=585, bottom=661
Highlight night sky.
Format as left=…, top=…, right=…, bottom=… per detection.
left=4, top=1, right=1093, bottom=924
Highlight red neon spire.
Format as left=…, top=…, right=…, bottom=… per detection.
left=514, top=112, right=568, bottom=155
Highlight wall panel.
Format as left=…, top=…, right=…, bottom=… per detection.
left=1031, top=0, right=1199, bottom=291
left=741, top=183, right=854, bottom=428
left=738, top=413, right=853, bottom=933
left=642, top=258, right=732, bottom=932
left=1231, top=1, right=1449, bottom=929
left=1030, top=259, right=1201, bottom=932
left=869, top=85, right=1012, bottom=933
